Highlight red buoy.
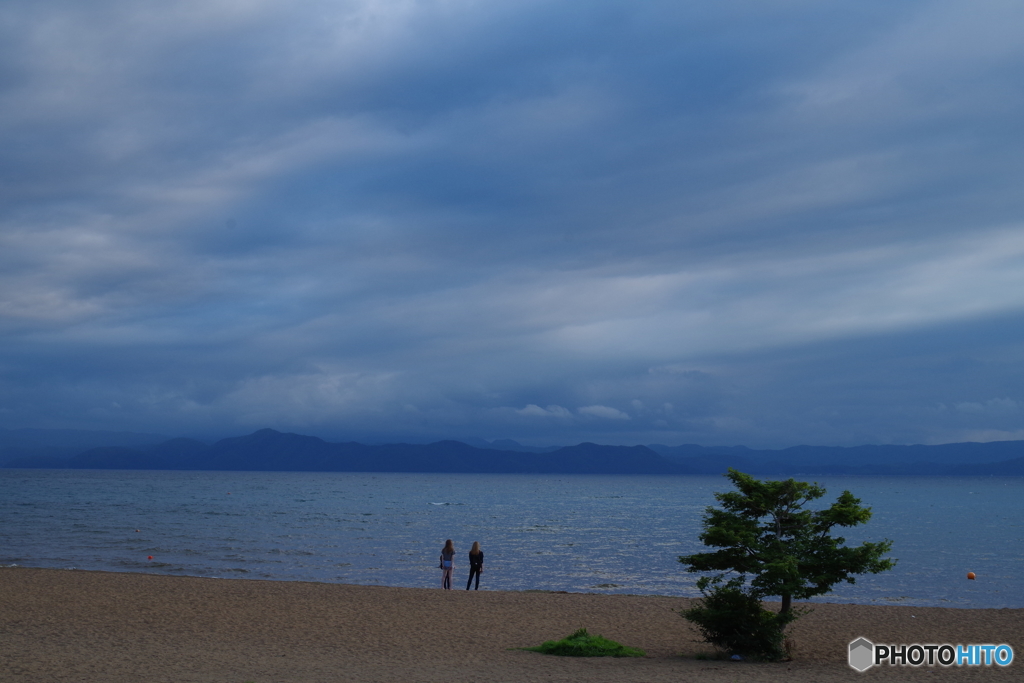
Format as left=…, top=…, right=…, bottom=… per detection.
left=967, top=572, right=976, bottom=580
left=147, top=556, right=153, bottom=560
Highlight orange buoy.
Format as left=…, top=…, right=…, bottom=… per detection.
left=147, top=556, right=153, bottom=560
left=967, top=572, right=976, bottom=580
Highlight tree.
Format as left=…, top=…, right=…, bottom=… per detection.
left=679, top=469, right=895, bottom=658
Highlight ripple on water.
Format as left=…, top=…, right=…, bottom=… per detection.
left=1, top=470, right=1021, bottom=607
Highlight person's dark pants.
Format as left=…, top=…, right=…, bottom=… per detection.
left=466, top=566, right=481, bottom=590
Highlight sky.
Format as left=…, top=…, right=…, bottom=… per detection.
left=2, top=0, right=1024, bottom=448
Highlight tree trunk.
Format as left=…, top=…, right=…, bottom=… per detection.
left=781, top=593, right=791, bottom=615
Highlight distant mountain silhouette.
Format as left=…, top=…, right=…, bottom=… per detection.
left=50, top=429, right=679, bottom=474
left=0, top=427, right=170, bottom=468
left=485, top=439, right=562, bottom=454
left=2, top=427, right=1023, bottom=475
left=647, top=441, right=1024, bottom=475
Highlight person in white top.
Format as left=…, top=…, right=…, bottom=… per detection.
left=439, top=539, right=455, bottom=590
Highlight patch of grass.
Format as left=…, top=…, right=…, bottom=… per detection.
left=522, top=627, right=646, bottom=658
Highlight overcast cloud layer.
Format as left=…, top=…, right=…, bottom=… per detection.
left=3, top=0, right=1024, bottom=447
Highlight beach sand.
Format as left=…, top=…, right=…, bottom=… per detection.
left=1, top=566, right=1020, bottom=682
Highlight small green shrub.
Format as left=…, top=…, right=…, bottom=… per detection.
left=523, top=627, right=646, bottom=657
left=683, top=580, right=796, bottom=662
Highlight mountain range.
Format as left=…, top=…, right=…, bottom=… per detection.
left=1, top=427, right=1023, bottom=475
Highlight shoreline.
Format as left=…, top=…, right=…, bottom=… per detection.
left=4, top=561, right=1015, bottom=610
left=2, top=566, right=1021, bottom=682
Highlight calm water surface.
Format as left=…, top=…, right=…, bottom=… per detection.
left=1, top=470, right=1020, bottom=608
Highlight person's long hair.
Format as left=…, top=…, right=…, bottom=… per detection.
left=443, top=539, right=454, bottom=554
left=470, top=541, right=481, bottom=556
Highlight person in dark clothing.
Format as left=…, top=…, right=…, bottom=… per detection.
left=440, top=539, right=455, bottom=590
left=466, top=541, right=484, bottom=590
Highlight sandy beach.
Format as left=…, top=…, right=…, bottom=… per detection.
left=1, top=566, right=1020, bottom=682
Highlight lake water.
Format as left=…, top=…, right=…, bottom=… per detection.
left=1, top=469, right=1020, bottom=608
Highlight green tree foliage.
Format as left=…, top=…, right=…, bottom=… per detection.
left=679, top=469, right=896, bottom=659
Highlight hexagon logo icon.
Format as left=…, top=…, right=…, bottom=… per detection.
left=849, top=637, right=875, bottom=672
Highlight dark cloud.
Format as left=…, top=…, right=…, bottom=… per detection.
left=2, top=1, right=1024, bottom=447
